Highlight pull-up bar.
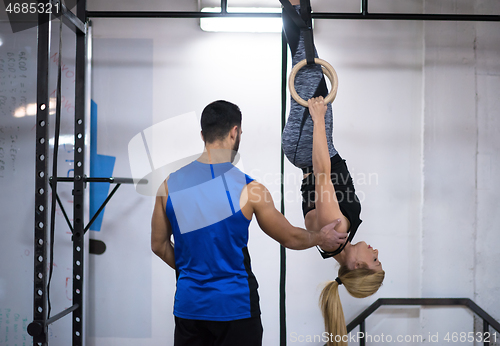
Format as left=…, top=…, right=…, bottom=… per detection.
left=86, top=10, right=500, bottom=21
left=86, top=0, right=500, bottom=22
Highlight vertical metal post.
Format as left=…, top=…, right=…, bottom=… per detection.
left=360, top=320, right=366, bottom=346
left=483, top=320, right=490, bottom=346
left=221, top=0, right=228, bottom=13
left=361, top=0, right=368, bottom=15
left=72, top=0, right=87, bottom=344
left=31, top=6, right=51, bottom=346
left=279, top=29, right=288, bottom=346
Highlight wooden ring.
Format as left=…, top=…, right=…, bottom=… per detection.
left=289, top=58, right=339, bottom=107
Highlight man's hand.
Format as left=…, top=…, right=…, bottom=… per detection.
left=317, top=219, right=348, bottom=251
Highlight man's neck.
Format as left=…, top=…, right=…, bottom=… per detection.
left=197, top=145, right=234, bottom=164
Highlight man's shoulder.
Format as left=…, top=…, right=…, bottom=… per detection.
left=243, top=180, right=268, bottom=202
left=165, top=161, right=200, bottom=194
left=156, top=176, right=170, bottom=198
left=173, top=160, right=199, bottom=174
left=169, top=160, right=204, bottom=179
left=229, top=165, right=255, bottom=184
left=245, top=180, right=262, bottom=188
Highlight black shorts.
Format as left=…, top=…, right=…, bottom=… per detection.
left=174, top=316, right=263, bottom=346
left=301, top=154, right=362, bottom=257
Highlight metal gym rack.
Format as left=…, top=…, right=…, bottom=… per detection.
left=26, top=0, right=499, bottom=345
left=347, top=298, right=500, bottom=346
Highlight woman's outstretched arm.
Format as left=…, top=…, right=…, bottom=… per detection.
left=305, top=97, right=350, bottom=238
left=309, top=97, right=331, bottom=178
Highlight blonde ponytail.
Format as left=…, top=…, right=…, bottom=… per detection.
left=320, top=266, right=385, bottom=346
left=320, top=280, right=347, bottom=346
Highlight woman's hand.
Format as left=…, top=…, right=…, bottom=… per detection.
left=308, top=96, right=327, bottom=124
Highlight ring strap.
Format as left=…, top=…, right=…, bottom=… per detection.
left=280, top=0, right=316, bottom=65
left=300, top=0, right=315, bottom=65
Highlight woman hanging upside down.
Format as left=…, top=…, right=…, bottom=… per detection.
left=281, top=1, right=385, bottom=344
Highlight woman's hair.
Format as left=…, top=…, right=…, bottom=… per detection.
left=319, top=265, right=385, bottom=346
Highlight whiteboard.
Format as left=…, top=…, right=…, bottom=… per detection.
left=0, top=20, right=84, bottom=346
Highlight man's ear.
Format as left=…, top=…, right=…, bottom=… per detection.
left=200, top=131, right=205, bottom=142
left=230, top=125, right=239, bottom=139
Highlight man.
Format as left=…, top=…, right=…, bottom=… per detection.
left=151, top=100, right=345, bottom=346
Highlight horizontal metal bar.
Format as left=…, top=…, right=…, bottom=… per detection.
left=52, top=177, right=147, bottom=184
left=378, top=298, right=470, bottom=306
left=87, top=11, right=281, bottom=18
left=46, top=304, right=79, bottom=325
left=107, top=177, right=141, bottom=184
left=86, top=10, right=500, bottom=21
left=347, top=298, right=500, bottom=334
left=314, top=12, right=500, bottom=21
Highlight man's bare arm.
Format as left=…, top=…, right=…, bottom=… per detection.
left=245, top=181, right=344, bottom=250
left=151, top=181, right=175, bottom=269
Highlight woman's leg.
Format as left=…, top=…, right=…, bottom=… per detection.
left=281, top=4, right=337, bottom=169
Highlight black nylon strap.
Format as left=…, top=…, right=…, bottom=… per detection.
left=300, top=0, right=316, bottom=64
left=279, top=0, right=308, bottom=29
left=280, top=0, right=316, bottom=65
left=302, top=30, right=315, bottom=65
left=279, top=31, right=288, bottom=346
left=47, top=16, right=64, bottom=320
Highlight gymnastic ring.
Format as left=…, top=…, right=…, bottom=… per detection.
left=289, top=58, right=339, bottom=107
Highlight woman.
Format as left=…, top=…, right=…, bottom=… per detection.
left=281, top=2, right=385, bottom=344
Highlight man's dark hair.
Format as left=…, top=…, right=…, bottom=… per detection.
left=201, top=100, right=242, bottom=143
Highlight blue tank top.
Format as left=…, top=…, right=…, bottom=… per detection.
left=166, top=160, right=260, bottom=321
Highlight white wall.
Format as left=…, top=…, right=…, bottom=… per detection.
left=420, top=1, right=500, bottom=345
left=87, top=11, right=284, bottom=346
